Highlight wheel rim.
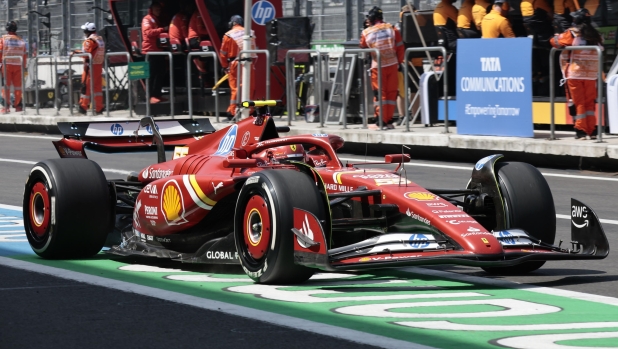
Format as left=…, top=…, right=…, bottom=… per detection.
left=29, top=182, right=50, bottom=237
left=243, top=195, right=271, bottom=260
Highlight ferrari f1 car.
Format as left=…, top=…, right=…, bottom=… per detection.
left=23, top=100, right=609, bottom=284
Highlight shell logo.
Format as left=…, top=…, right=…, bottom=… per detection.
left=359, top=257, right=371, bottom=262
left=404, top=192, right=437, bottom=201
left=161, top=180, right=188, bottom=225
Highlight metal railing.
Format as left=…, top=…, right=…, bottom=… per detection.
left=404, top=47, right=449, bottom=133
left=550, top=46, right=604, bottom=142
left=237, top=49, right=270, bottom=119
left=53, top=57, right=61, bottom=116
left=105, top=52, right=133, bottom=118
left=285, top=49, right=324, bottom=126
left=68, top=53, right=94, bottom=116
left=2, top=55, right=26, bottom=115
left=187, top=52, right=219, bottom=122
left=342, top=48, right=381, bottom=129
left=31, top=55, right=57, bottom=115
left=145, top=51, right=174, bottom=117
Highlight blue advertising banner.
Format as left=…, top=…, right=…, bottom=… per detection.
left=456, top=38, right=533, bottom=137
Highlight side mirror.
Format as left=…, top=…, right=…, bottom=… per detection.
left=385, top=154, right=410, bottom=164
left=223, top=158, right=258, bottom=168
left=234, top=148, right=249, bottom=159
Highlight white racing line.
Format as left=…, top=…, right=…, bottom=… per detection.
left=339, top=156, right=618, bottom=226
left=0, top=134, right=59, bottom=140
left=0, top=158, right=131, bottom=176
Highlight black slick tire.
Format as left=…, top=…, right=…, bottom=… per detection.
left=482, top=161, right=556, bottom=274
left=234, top=169, right=326, bottom=284
left=23, top=158, right=113, bottom=259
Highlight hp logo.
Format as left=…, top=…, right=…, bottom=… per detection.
left=110, top=123, right=124, bottom=136
left=408, top=234, right=430, bottom=249
left=252, top=0, right=276, bottom=25
left=214, top=124, right=238, bottom=156
left=145, top=124, right=160, bottom=135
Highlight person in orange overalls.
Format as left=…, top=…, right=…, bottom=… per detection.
left=0, top=21, right=26, bottom=113
left=219, top=15, right=256, bottom=120
left=75, top=22, right=105, bottom=114
left=551, top=8, right=604, bottom=140
left=360, top=6, right=404, bottom=130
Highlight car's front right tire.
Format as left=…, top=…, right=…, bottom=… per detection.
left=482, top=161, right=556, bottom=274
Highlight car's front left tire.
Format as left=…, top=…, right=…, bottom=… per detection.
left=234, top=169, right=326, bottom=284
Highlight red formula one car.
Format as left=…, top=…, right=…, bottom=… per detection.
left=23, top=101, right=610, bottom=284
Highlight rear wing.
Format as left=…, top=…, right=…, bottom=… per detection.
left=54, top=118, right=216, bottom=158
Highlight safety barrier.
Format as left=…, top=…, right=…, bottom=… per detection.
left=105, top=52, right=133, bottom=118
left=187, top=52, right=219, bottom=122
left=31, top=55, right=57, bottom=115
left=285, top=49, right=324, bottom=126
left=236, top=49, right=270, bottom=119
left=403, top=47, right=449, bottom=133
left=342, top=48, right=381, bottom=129
left=2, top=55, right=26, bottom=115
left=145, top=51, right=174, bottom=117
left=550, top=46, right=604, bottom=142
left=68, top=53, right=94, bottom=116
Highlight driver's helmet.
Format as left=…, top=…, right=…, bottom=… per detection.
left=253, top=144, right=305, bottom=166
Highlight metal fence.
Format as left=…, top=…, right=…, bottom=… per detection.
left=0, top=0, right=110, bottom=57
left=2, top=0, right=455, bottom=57
left=281, top=0, right=452, bottom=43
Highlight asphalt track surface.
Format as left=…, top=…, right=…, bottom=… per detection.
left=1, top=131, right=618, bottom=349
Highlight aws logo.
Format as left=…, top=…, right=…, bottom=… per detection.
left=161, top=180, right=188, bottom=225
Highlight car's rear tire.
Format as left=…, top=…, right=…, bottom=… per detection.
left=23, top=159, right=113, bottom=258
left=234, top=170, right=325, bottom=284
left=482, top=161, right=556, bottom=274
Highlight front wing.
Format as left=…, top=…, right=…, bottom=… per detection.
left=292, top=198, right=610, bottom=271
